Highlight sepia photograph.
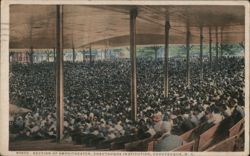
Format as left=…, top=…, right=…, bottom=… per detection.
left=0, top=1, right=249, bottom=155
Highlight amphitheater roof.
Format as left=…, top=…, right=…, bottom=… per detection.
left=10, top=5, right=245, bottom=49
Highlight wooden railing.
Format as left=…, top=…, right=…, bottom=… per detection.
left=229, top=118, right=244, bottom=137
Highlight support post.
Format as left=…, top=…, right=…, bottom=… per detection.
left=9, top=52, right=11, bottom=63
left=16, top=52, right=18, bottom=62
left=21, top=53, right=23, bottom=63
left=130, top=9, right=137, bottom=121
left=72, top=47, right=76, bottom=63
left=46, top=50, right=50, bottom=62
left=199, top=26, right=203, bottom=80
left=109, top=49, right=112, bottom=60
left=215, top=26, right=219, bottom=65
left=104, top=49, right=107, bottom=60
left=220, top=27, right=223, bottom=57
left=56, top=5, right=64, bottom=142
left=29, top=47, right=34, bottom=64
left=155, top=48, right=157, bottom=61
left=25, top=52, right=28, bottom=63
left=23, top=53, right=25, bottom=63
left=82, top=50, right=85, bottom=62
left=13, top=52, right=15, bottom=62
left=186, top=22, right=191, bottom=87
left=209, top=27, right=212, bottom=69
left=89, top=46, right=92, bottom=63
left=102, top=50, right=104, bottom=60
left=163, top=19, right=170, bottom=97
left=53, top=48, right=56, bottom=62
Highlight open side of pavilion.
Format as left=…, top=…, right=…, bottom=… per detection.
left=9, top=5, right=245, bottom=142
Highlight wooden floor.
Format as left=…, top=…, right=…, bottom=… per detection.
left=9, top=139, right=110, bottom=151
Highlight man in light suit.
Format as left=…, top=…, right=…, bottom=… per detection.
left=154, top=119, right=185, bottom=151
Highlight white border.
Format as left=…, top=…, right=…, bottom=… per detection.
left=1, top=1, right=249, bottom=156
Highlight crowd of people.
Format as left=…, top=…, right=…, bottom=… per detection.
left=9, top=56, right=245, bottom=151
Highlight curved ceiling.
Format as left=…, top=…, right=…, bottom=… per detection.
left=10, top=5, right=245, bottom=49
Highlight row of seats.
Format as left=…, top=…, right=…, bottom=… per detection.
left=9, top=116, right=244, bottom=152
left=90, top=117, right=244, bottom=151
left=174, top=118, right=244, bottom=151
left=206, top=128, right=244, bottom=151
left=126, top=118, right=244, bottom=152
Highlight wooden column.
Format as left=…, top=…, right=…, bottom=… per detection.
left=82, top=50, right=85, bottom=62
left=56, top=5, right=64, bottom=142
left=13, top=52, right=15, bottom=62
left=209, top=27, right=212, bottom=69
left=109, top=49, right=112, bottom=60
left=9, top=52, right=11, bottom=63
left=215, top=26, right=219, bottom=64
left=23, top=52, right=26, bottom=63
left=72, top=47, right=76, bottom=63
left=22, top=52, right=24, bottom=62
left=53, top=49, right=56, bottom=75
left=23, top=53, right=25, bottom=63
left=130, top=9, right=137, bottom=121
left=102, top=50, right=104, bottom=60
left=163, top=19, right=170, bottom=97
left=199, top=26, right=203, bottom=80
left=15, top=53, right=17, bottom=62
left=220, top=27, right=223, bottom=57
left=19, top=53, right=21, bottom=62
left=17, top=52, right=19, bottom=62
left=53, top=48, right=56, bottom=62
left=186, top=22, right=191, bottom=87
left=104, top=48, right=107, bottom=60
left=20, top=53, right=22, bottom=62
left=155, top=49, right=157, bottom=61
left=30, top=47, right=34, bottom=64
left=19, top=52, right=23, bottom=63
left=46, top=50, right=50, bottom=62
left=16, top=53, right=18, bottom=62
left=89, top=46, right=92, bottom=63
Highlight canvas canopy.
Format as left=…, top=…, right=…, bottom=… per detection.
left=10, top=5, right=245, bottom=50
